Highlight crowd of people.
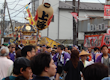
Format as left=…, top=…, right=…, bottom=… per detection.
left=0, top=43, right=110, bottom=80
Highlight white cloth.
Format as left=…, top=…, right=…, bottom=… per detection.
left=85, top=60, right=94, bottom=67
left=0, top=57, right=13, bottom=80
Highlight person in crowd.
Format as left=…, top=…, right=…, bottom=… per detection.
left=21, top=45, right=36, bottom=60
left=94, top=47, right=101, bottom=62
left=46, top=46, right=52, bottom=53
left=94, top=47, right=99, bottom=54
left=15, top=47, right=21, bottom=53
left=50, top=49, right=56, bottom=80
left=87, top=47, right=95, bottom=62
left=102, top=77, right=110, bottom=80
left=82, top=63, right=108, bottom=80
left=53, top=45, right=57, bottom=49
left=96, top=45, right=110, bottom=75
left=64, top=50, right=84, bottom=80
left=72, top=45, right=78, bottom=51
left=0, top=46, right=13, bottom=80
left=50, top=49, right=56, bottom=58
left=79, top=50, right=93, bottom=67
left=64, top=47, right=69, bottom=53
left=21, top=45, right=36, bottom=80
left=53, top=45, right=70, bottom=80
left=9, top=43, right=16, bottom=62
left=16, top=49, right=21, bottom=58
left=35, top=46, right=39, bottom=55
left=40, top=45, right=47, bottom=53
left=36, top=45, right=42, bottom=53
left=72, top=45, right=80, bottom=53
left=31, top=53, right=56, bottom=80
left=2, top=57, right=31, bottom=80
left=67, top=46, right=72, bottom=54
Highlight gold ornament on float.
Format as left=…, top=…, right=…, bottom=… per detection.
left=25, top=26, right=31, bottom=31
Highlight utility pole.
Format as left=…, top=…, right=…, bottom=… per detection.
left=6, top=1, right=14, bottom=37
left=77, top=0, right=80, bottom=45
left=34, top=0, right=35, bottom=16
left=2, top=0, right=6, bottom=44
left=73, top=0, right=77, bottom=45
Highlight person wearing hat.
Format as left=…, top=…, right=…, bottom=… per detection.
left=2, top=57, right=31, bottom=80
left=79, top=50, right=94, bottom=67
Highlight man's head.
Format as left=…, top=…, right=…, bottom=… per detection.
left=42, top=45, right=47, bottom=52
left=31, top=53, right=56, bottom=77
left=82, top=63, right=108, bottom=80
left=10, top=43, right=16, bottom=53
left=57, top=45, right=64, bottom=53
left=94, top=47, right=99, bottom=52
left=13, top=57, right=31, bottom=79
left=21, top=45, right=36, bottom=60
left=88, top=47, right=92, bottom=53
left=0, top=46, right=9, bottom=57
left=72, top=45, right=79, bottom=51
left=46, top=46, right=51, bottom=53
left=101, top=45, right=108, bottom=55
left=64, top=47, right=68, bottom=52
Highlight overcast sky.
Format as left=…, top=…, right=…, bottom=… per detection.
left=0, top=0, right=105, bottom=23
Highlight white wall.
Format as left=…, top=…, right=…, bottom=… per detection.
left=59, top=9, right=73, bottom=39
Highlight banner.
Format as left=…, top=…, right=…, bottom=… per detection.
left=104, top=5, right=110, bottom=19
left=25, top=4, right=35, bottom=25
left=103, top=34, right=110, bottom=46
left=71, top=12, right=78, bottom=22
left=39, top=37, right=60, bottom=48
left=84, top=35, right=102, bottom=48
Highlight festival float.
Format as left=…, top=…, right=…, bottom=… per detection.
left=8, top=1, right=60, bottom=47
left=15, top=24, right=38, bottom=45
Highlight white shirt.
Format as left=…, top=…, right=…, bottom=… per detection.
left=0, top=57, right=13, bottom=80
left=84, top=60, right=94, bottom=67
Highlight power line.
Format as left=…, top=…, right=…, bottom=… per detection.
left=97, top=0, right=103, bottom=4
left=0, top=0, right=17, bottom=4
left=11, top=7, right=25, bottom=18
left=6, top=0, right=33, bottom=17
left=7, top=0, right=17, bottom=5
left=11, top=0, right=21, bottom=10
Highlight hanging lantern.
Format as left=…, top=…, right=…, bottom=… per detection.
left=35, top=3, right=53, bottom=30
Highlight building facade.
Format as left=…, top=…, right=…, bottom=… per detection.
left=32, top=0, right=106, bottom=46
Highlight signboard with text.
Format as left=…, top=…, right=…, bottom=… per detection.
left=104, top=5, right=110, bottom=19
left=84, top=34, right=110, bottom=48
left=103, top=34, right=110, bottom=46
left=84, top=35, right=103, bottom=48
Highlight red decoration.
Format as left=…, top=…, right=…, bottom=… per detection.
left=71, top=12, right=78, bottom=22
